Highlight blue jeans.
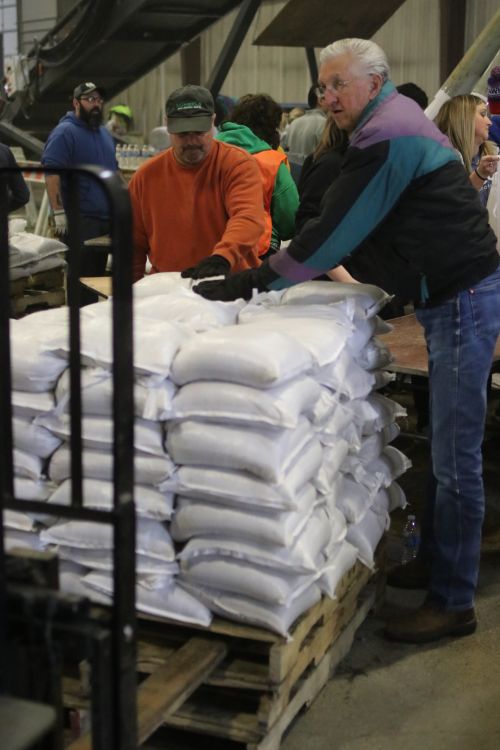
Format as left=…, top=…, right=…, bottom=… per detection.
left=415, top=266, right=500, bottom=611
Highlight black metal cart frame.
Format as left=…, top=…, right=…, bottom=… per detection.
left=0, top=164, right=137, bottom=749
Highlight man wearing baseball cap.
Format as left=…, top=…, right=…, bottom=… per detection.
left=129, top=84, right=265, bottom=281
left=41, top=82, right=118, bottom=304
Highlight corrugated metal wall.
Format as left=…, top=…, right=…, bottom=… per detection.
left=108, top=0, right=499, bottom=142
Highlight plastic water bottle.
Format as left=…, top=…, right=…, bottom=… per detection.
left=401, top=514, right=420, bottom=564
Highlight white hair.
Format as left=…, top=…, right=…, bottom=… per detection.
left=319, top=38, right=390, bottom=82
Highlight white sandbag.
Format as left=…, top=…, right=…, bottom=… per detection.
left=133, top=272, right=192, bottom=296
left=14, top=477, right=56, bottom=501
left=171, top=485, right=317, bottom=547
left=380, top=481, right=407, bottom=512
left=332, top=475, right=375, bottom=525
left=59, top=561, right=112, bottom=606
left=239, top=297, right=355, bottom=326
left=175, top=438, right=323, bottom=511
left=364, top=446, right=412, bottom=488
left=83, top=571, right=213, bottom=627
left=9, top=231, right=67, bottom=265
left=13, top=415, right=62, bottom=458
left=4, top=529, right=49, bottom=552
left=40, top=518, right=175, bottom=561
left=48, top=315, right=190, bottom=380
left=356, top=423, right=400, bottom=464
left=237, top=315, right=352, bottom=369
left=57, top=546, right=178, bottom=576
left=318, top=540, right=359, bottom=598
left=346, top=507, right=388, bottom=569
left=354, top=337, right=393, bottom=371
left=12, top=390, right=55, bottom=418
left=13, top=449, right=44, bottom=480
left=48, top=478, right=174, bottom=521
left=167, top=417, right=312, bottom=482
left=346, top=316, right=377, bottom=355
left=180, top=580, right=321, bottom=638
left=36, top=414, right=166, bottom=457
left=315, top=348, right=375, bottom=400
left=133, top=287, right=243, bottom=330
left=178, top=507, right=333, bottom=574
left=170, top=376, right=320, bottom=428
left=170, top=325, right=312, bottom=388
left=3, top=509, right=38, bottom=532
left=313, top=440, right=351, bottom=494
left=10, top=312, right=69, bottom=392
left=361, top=393, right=406, bottom=436
left=49, top=445, right=175, bottom=488
left=180, top=557, right=318, bottom=606
left=308, top=387, right=338, bottom=426
left=372, top=370, right=396, bottom=390
left=55, top=367, right=177, bottom=421
left=281, top=281, right=393, bottom=318
left=314, top=400, right=360, bottom=446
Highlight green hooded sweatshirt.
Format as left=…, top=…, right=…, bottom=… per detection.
left=217, top=121, right=299, bottom=252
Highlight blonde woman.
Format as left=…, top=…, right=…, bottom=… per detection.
left=435, top=94, right=499, bottom=205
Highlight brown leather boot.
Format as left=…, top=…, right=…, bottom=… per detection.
left=384, top=601, right=477, bottom=643
left=387, top=558, right=431, bottom=589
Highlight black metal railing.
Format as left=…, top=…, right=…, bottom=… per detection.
left=0, top=164, right=137, bottom=749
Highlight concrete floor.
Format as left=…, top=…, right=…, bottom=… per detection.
left=281, top=555, right=500, bottom=750
left=280, top=401, right=500, bottom=750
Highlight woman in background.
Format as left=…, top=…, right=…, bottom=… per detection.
left=435, top=94, right=498, bottom=205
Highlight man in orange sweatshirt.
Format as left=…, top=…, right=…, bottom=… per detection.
left=129, top=85, right=266, bottom=282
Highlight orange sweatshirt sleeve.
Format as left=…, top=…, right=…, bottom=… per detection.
left=211, top=149, right=266, bottom=270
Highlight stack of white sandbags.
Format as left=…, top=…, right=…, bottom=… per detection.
left=167, top=314, right=365, bottom=637
left=33, top=282, right=244, bottom=625
left=263, top=282, right=411, bottom=575
left=9, top=219, right=67, bottom=280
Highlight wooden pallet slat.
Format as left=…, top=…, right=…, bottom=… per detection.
left=63, top=545, right=386, bottom=750
left=67, top=637, right=227, bottom=750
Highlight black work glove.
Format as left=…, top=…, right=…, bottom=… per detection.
left=193, top=268, right=267, bottom=301
left=181, top=254, right=231, bottom=279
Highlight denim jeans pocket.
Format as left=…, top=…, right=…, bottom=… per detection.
left=467, top=269, right=500, bottom=339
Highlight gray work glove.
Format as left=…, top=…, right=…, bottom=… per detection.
left=52, top=210, right=68, bottom=237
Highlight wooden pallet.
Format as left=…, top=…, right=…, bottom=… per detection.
left=10, top=267, right=66, bottom=317
left=63, top=551, right=385, bottom=750
left=10, top=267, right=65, bottom=297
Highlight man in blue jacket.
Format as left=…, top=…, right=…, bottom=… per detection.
left=195, top=38, right=500, bottom=645
left=41, top=82, right=118, bottom=303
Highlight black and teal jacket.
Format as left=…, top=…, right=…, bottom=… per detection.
left=259, top=81, right=498, bottom=306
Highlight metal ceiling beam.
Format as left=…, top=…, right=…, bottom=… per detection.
left=439, top=0, right=466, bottom=82
left=305, top=47, right=318, bottom=85
left=205, top=0, right=262, bottom=97
left=254, top=0, right=406, bottom=48
left=0, top=121, right=44, bottom=158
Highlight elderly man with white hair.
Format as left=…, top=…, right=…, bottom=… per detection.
left=195, top=38, right=500, bottom=645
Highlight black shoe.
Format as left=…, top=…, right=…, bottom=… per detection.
left=384, top=602, right=477, bottom=643
left=387, top=558, right=431, bottom=589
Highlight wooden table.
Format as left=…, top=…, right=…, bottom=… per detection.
left=80, top=276, right=112, bottom=298
left=381, top=313, right=500, bottom=377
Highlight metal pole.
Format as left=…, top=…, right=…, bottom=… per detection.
left=205, top=0, right=262, bottom=98
left=426, top=8, right=500, bottom=119
left=305, top=47, right=318, bottom=86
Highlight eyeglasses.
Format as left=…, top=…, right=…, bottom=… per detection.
left=80, top=95, right=103, bottom=104
left=316, top=78, right=353, bottom=97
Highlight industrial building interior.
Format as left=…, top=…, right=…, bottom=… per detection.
left=1, top=1, right=500, bottom=749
